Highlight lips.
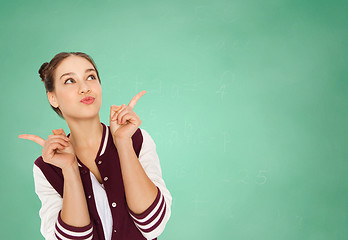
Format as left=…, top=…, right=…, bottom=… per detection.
left=80, top=96, right=95, bottom=104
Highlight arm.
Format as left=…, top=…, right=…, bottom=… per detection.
left=114, top=129, right=172, bottom=239
left=33, top=162, right=93, bottom=240
left=114, top=136, right=158, bottom=214
left=60, top=162, right=91, bottom=227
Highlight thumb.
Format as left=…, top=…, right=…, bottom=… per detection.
left=52, top=128, right=67, bottom=136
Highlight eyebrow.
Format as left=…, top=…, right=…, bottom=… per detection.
left=60, top=68, right=96, bottom=80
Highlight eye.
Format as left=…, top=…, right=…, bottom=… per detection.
left=64, top=75, right=96, bottom=84
left=64, top=78, right=74, bottom=84
left=88, top=74, right=96, bottom=80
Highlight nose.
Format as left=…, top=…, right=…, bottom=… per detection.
left=79, top=81, right=91, bottom=94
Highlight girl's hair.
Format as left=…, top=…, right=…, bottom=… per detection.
left=38, top=52, right=101, bottom=119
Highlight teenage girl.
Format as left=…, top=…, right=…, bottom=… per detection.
left=18, top=52, right=172, bottom=240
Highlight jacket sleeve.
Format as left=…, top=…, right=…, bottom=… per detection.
left=127, top=129, right=172, bottom=239
left=33, top=164, right=93, bottom=240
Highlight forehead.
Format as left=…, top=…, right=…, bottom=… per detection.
left=55, top=56, right=94, bottom=77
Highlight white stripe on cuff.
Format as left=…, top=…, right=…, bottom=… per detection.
left=55, top=229, right=93, bottom=240
left=135, top=199, right=166, bottom=230
left=129, top=193, right=164, bottom=223
left=56, top=220, right=93, bottom=237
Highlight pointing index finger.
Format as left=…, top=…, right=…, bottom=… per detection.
left=18, top=134, right=45, bottom=147
left=128, top=90, right=146, bottom=109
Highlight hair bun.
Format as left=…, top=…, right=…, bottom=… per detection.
left=39, top=62, right=49, bottom=82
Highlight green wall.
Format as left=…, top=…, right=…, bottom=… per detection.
left=1, top=0, right=347, bottom=239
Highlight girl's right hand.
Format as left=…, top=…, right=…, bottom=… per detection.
left=18, top=128, right=77, bottom=170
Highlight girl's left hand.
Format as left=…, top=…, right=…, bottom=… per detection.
left=109, top=90, right=146, bottom=140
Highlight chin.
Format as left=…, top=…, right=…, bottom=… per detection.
left=64, top=109, right=100, bottom=120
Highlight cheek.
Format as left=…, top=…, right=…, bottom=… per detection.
left=94, top=84, right=102, bottom=96
left=94, top=81, right=102, bottom=90
left=56, top=91, right=75, bottom=107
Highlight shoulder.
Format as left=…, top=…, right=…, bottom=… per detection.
left=139, top=128, right=156, bottom=148
left=33, top=155, right=64, bottom=197
left=34, top=155, right=62, bottom=175
left=34, top=155, right=44, bottom=167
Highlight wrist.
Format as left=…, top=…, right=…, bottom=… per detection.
left=113, top=136, right=132, bottom=146
left=62, top=160, right=79, bottom=178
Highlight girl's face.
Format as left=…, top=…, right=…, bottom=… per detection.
left=48, top=55, right=102, bottom=120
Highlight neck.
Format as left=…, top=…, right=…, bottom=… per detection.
left=66, top=116, right=103, bottom=150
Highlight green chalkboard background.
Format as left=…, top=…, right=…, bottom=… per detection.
left=1, top=0, right=347, bottom=239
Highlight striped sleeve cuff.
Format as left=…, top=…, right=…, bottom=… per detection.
left=128, top=187, right=167, bottom=236
left=55, top=210, right=93, bottom=240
